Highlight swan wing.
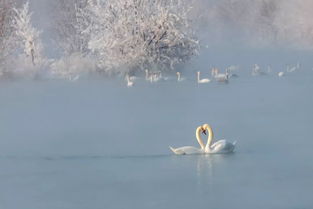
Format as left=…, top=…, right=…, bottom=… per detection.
left=169, top=146, right=203, bottom=155
left=210, top=140, right=235, bottom=153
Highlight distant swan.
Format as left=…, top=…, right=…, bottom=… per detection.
left=169, top=126, right=205, bottom=155
left=212, top=68, right=229, bottom=83
left=176, top=72, right=185, bottom=82
left=125, top=74, right=134, bottom=87
left=200, top=124, right=236, bottom=154
left=197, top=71, right=210, bottom=83
left=278, top=72, right=284, bottom=77
left=252, top=64, right=267, bottom=76
left=69, top=74, right=80, bottom=81
left=287, top=63, right=300, bottom=73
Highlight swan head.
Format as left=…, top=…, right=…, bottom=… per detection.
left=201, top=124, right=210, bottom=134
left=201, top=126, right=206, bottom=135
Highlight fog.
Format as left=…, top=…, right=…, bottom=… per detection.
left=1, top=1, right=313, bottom=209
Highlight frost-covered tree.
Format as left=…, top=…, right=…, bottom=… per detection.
left=12, top=1, right=46, bottom=76
left=50, top=0, right=95, bottom=79
left=0, top=0, right=16, bottom=76
left=83, top=0, right=199, bottom=74
left=52, top=0, right=89, bottom=56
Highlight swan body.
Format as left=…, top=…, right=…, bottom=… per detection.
left=169, top=146, right=204, bottom=155
left=197, top=71, right=210, bottom=83
left=278, top=72, right=284, bottom=77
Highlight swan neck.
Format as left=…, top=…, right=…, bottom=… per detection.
left=145, top=70, right=149, bottom=79
left=196, top=127, right=205, bottom=149
left=205, top=125, right=214, bottom=151
left=177, top=73, right=181, bottom=81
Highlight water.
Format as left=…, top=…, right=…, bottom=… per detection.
left=0, top=71, right=313, bottom=209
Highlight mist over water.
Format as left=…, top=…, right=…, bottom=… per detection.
left=1, top=71, right=313, bottom=208
left=196, top=0, right=313, bottom=50
left=1, top=0, right=313, bottom=209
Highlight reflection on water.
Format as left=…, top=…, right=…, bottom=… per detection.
left=196, top=155, right=220, bottom=186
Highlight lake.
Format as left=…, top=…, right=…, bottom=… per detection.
left=0, top=69, right=312, bottom=209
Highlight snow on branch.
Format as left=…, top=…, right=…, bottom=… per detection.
left=11, top=1, right=46, bottom=77
left=0, top=0, right=16, bottom=77
left=54, top=0, right=199, bottom=75
left=52, top=0, right=89, bottom=56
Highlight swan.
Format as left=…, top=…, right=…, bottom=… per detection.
left=200, top=124, right=236, bottom=154
left=226, top=66, right=239, bottom=78
left=176, top=72, right=185, bottom=82
left=278, top=72, right=284, bottom=77
left=145, top=69, right=151, bottom=81
left=145, top=69, right=165, bottom=82
left=197, top=71, right=210, bottom=83
left=169, top=126, right=206, bottom=155
left=125, top=74, right=134, bottom=87
left=252, top=64, right=267, bottom=76
left=287, top=63, right=300, bottom=73
left=213, top=68, right=229, bottom=83
left=69, top=74, right=80, bottom=81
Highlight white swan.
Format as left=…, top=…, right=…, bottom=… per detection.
left=197, top=71, right=210, bottom=83
left=69, top=74, right=80, bottom=82
left=287, top=63, right=300, bottom=73
left=176, top=72, right=185, bottom=82
left=201, top=124, right=236, bottom=154
left=145, top=69, right=165, bottom=82
left=252, top=64, right=267, bottom=76
left=145, top=69, right=151, bottom=81
left=213, top=68, right=229, bottom=83
left=169, top=126, right=205, bottom=155
left=278, top=72, right=285, bottom=77
left=125, top=74, right=134, bottom=87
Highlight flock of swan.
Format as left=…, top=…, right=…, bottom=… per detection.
left=125, top=67, right=233, bottom=87
left=170, top=124, right=236, bottom=155
left=124, top=63, right=301, bottom=87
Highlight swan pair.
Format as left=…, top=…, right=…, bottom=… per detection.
left=170, top=124, right=236, bottom=155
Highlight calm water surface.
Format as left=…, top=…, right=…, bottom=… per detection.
left=0, top=71, right=313, bottom=209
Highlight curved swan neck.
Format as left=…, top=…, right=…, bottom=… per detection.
left=197, top=72, right=200, bottom=81
left=196, top=126, right=205, bottom=149
left=204, top=124, right=214, bottom=151
left=177, top=72, right=181, bottom=81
